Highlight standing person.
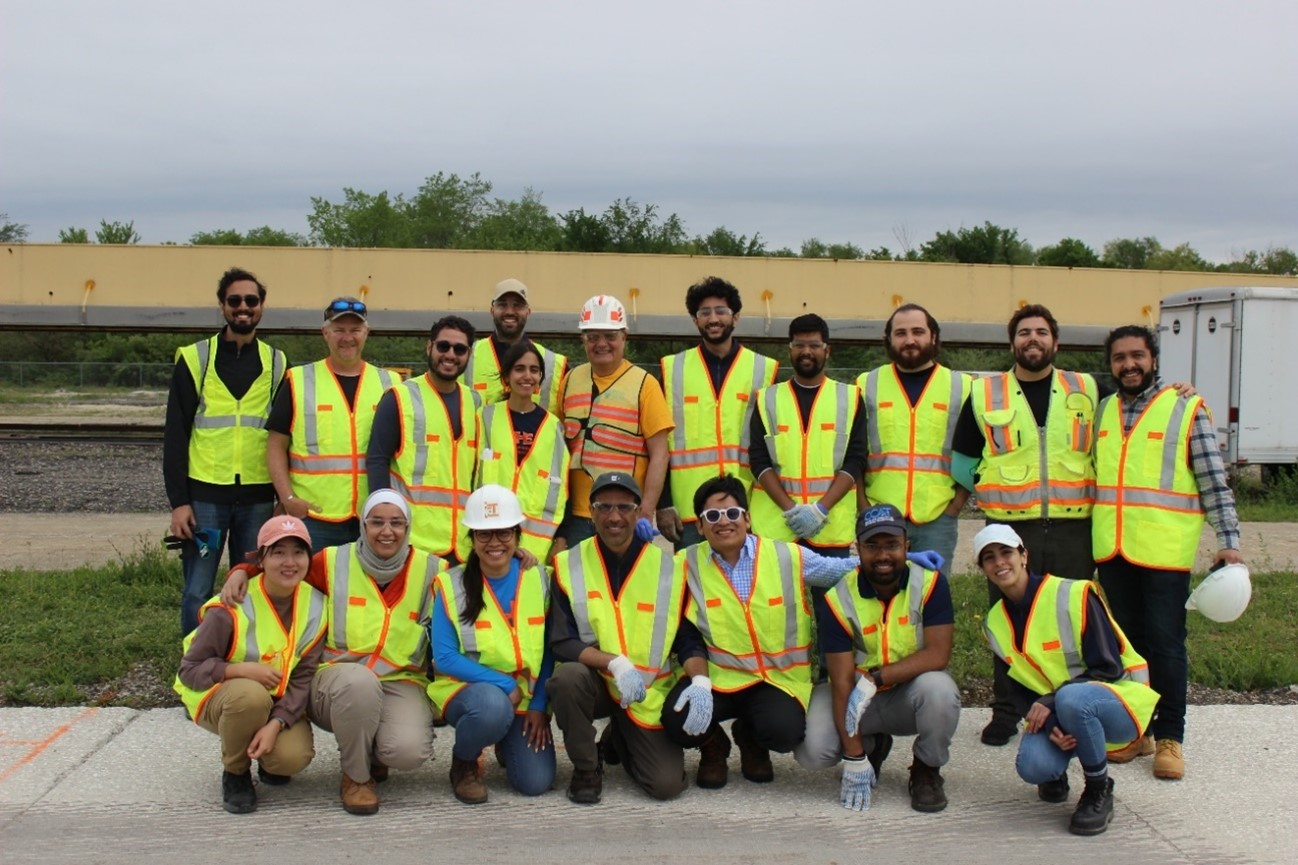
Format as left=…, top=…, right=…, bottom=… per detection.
left=749, top=313, right=866, bottom=557
left=547, top=472, right=689, bottom=804
left=429, top=485, right=555, bottom=803
left=555, top=295, right=673, bottom=551
left=266, top=297, right=401, bottom=551
left=463, top=278, right=568, bottom=413
left=367, top=316, right=480, bottom=565
left=474, top=340, right=571, bottom=561
left=857, top=304, right=972, bottom=569
left=1092, top=325, right=1243, bottom=780
left=175, top=514, right=326, bottom=814
left=165, top=266, right=287, bottom=636
left=657, top=276, right=779, bottom=550
left=795, top=504, right=961, bottom=814
left=975, top=524, right=1158, bottom=837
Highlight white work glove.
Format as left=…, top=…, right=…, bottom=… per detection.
left=840, top=756, right=876, bottom=811
left=672, top=675, right=714, bottom=737
left=844, top=674, right=878, bottom=736
left=784, top=503, right=828, bottom=538
left=607, top=655, right=646, bottom=708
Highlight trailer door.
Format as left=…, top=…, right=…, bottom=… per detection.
left=1191, top=301, right=1236, bottom=463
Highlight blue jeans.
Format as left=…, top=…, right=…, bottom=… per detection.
left=181, top=499, right=274, bottom=635
left=906, top=512, right=958, bottom=575
left=1015, top=682, right=1138, bottom=783
left=443, top=682, right=555, bottom=797
left=304, top=516, right=359, bottom=552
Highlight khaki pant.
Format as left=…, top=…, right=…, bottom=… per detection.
left=309, top=663, right=435, bottom=782
left=197, top=678, right=314, bottom=776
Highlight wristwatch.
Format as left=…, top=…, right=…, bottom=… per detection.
left=868, top=667, right=885, bottom=688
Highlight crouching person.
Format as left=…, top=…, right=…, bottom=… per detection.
left=975, top=524, right=1158, bottom=837
left=175, top=515, right=327, bottom=814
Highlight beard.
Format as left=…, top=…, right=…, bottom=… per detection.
left=793, top=354, right=825, bottom=379
left=1014, top=343, right=1056, bottom=373
left=1117, top=367, right=1157, bottom=396
left=225, top=316, right=258, bottom=336
left=698, top=322, right=735, bottom=346
left=427, top=350, right=462, bottom=383
left=886, top=340, right=939, bottom=371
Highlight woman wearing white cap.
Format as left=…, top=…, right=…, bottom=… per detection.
left=175, top=514, right=327, bottom=814
left=429, top=484, right=555, bottom=804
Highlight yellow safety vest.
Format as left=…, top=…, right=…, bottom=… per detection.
left=984, top=575, right=1158, bottom=747
left=749, top=379, right=860, bottom=547
left=552, top=540, right=685, bottom=729
left=178, top=336, right=286, bottom=485
left=474, top=402, right=570, bottom=557
left=388, top=376, right=480, bottom=559
left=560, top=362, right=650, bottom=480
left=1093, top=388, right=1206, bottom=570
left=463, top=337, right=567, bottom=415
left=426, top=564, right=551, bottom=714
left=858, top=364, right=972, bottom=524
left=287, top=360, right=401, bottom=522
left=682, top=538, right=813, bottom=708
left=321, top=544, right=441, bottom=687
left=968, top=370, right=1097, bottom=520
left=173, top=578, right=327, bottom=722
left=661, top=346, right=778, bottom=520
left=824, top=562, right=939, bottom=677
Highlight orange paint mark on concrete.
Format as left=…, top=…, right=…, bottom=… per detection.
left=0, top=707, right=98, bottom=783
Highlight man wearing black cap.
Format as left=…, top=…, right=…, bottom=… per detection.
left=463, top=278, right=568, bottom=413
left=794, top=504, right=961, bottom=814
left=547, top=471, right=689, bottom=804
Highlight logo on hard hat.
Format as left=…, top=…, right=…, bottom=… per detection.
left=483, top=501, right=499, bottom=518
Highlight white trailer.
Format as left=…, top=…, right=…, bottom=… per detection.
left=1158, top=286, right=1298, bottom=472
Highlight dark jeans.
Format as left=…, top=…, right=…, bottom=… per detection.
left=984, top=517, right=1094, bottom=722
left=661, top=679, right=806, bottom=754
left=1097, top=556, right=1189, bottom=742
left=181, top=499, right=274, bottom=636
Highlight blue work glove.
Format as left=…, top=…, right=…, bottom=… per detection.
left=607, top=655, right=646, bottom=708
left=840, top=756, right=876, bottom=811
left=908, top=549, right=945, bottom=573
left=634, top=517, right=658, bottom=542
left=672, top=675, right=714, bottom=737
left=844, top=674, right=878, bottom=736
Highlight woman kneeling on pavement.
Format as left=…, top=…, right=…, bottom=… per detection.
left=429, top=484, right=556, bottom=802
left=975, top=524, right=1158, bottom=837
left=175, top=514, right=326, bottom=814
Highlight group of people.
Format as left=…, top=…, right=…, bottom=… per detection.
left=167, top=267, right=1243, bottom=837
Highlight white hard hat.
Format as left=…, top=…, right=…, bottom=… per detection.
left=1186, top=563, right=1251, bottom=623
left=462, top=484, right=525, bottom=531
left=579, top=295, right=628, bottom=331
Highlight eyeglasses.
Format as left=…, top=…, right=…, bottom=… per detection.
left=472, top=528, right=516, bottom=542
left=860, top=538, right=905, bottom=554
left=225, top=294, right=261, bottom=308
left=434, top=340, right=470, bottom=356
left=700, top=506, right=746, bottom=524
left=584, top=331, right=622, bottom=344
left=364, top=517, right=408, bottom=531
left=591, top=501, right=637, bottom=516
left=696, top=306, right=732, bottom=319
left=326, top=299, right=367, bottom=317
left=790, top=341, right=826, bottom=351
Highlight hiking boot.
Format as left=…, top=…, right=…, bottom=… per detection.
left=221, top=769, right=257, bottom=814
left=981, top=715, right=1019, bottom=746
left=1153, top=739, right=1184, bottom=780
left=1037, top=773, right=1070, bottom=804
left=257, top=762, right=290, bottom=786
left=370, top=759, right=390, bottom=783
left=1107, top=734, right=1154, bottom=764
left=598, top=724, right=623, bottom=767
left=1069, top=777, right=1114, bottom=836
left=732, top=719, right=773, bottom=783
left=908, top=760, right=948, bottom=812
left=567, top=767, right=603, bottom=805
left=866, top=733, right=894, bottom=777
left=450, top=756, right=488, bottom=804
left=340, top=773, right=379, bottom=815
left=696, top=727, right=732, bottom=789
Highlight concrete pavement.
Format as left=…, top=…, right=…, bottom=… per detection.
left=1, top=704, right=1291, bottom=864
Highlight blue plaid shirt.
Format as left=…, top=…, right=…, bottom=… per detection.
left=710, top=534, right=858, bottom=601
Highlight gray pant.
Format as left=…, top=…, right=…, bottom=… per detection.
left=905, top=512, right=959, bottom=575
left=309, top=663, right=435, bottom=782
left=794, top=671, right=962, bottom=770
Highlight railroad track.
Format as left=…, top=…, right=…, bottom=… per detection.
left=0, top=421, right=165, bottom=444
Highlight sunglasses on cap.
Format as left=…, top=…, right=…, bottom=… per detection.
left=225, top=294, right=261, bottom=308
left=700, top=506, right=746, bottom=524
left=326, top=299, right=367, bottom=317
left=434, top=339, right=470, bottom=357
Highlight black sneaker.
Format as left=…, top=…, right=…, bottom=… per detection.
left=1037, top=773, right=1070, bottom=803
left=598, top=724, right=623, bottom=767
left=222, top=770, right=257, bottom=814
left=567, top=767, right=603, bottom=805
left=257, top=763, right=291, bottom=786
left=866, top=733, right=894, bottom=777
left=908, top=760, right=948, bottom=813
left=1069, top=778, right=1115, bottom=836
left=981, top=715, right=1019, bottom=746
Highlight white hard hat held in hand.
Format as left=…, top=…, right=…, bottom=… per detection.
left=1186, top=562, right=1251, bottom=623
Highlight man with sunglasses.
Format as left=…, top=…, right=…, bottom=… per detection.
left=367, top=315, right=481, bottom=565
left=266, top=297, right=402, bottom=550
left=165, top=267, right=287, bottom=635
left=463, top=278, right=568, bottom=413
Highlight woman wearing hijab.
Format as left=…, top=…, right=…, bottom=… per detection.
left=429, top=484, right=555, bottom=803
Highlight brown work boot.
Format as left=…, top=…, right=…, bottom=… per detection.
left=369, top=759, right=389, bottom=783
left=1153, top=739, right=1184, bottom=780
left=695, top=727, right=732, bottom=789
left=450, top=756, right=489, bottom=804
left=1107, top=734, right=1154, bottom=764
left=732, top=719, right=773, bottom=783
left=340, top=773, right=379, bottom=815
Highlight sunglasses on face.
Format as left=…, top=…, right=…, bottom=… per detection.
left=434, top=340, right=470, bottom=356
left=326, top=299, right=367, bottom=317
left=700, top=506, right=747, bottom=524
left=225, top=294, right=261, bottom=308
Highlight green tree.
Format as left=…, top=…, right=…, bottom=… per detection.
left=95, top=220, right=140, bottom=244
left=600, top=198, right=687, bottom=254
left=1036, top=237, right=1101, bottom=268
left=407, top=171, right=493, bottom=248
left=558, top=208, right=613, bottom=252
left=189, top=228, right=244, bottom=245
left=190, top=226, right=308, bottom=246
left=1101, top=236, right=1161, bottom=269
left=688, top=226, right=766, bottom=257
left=867, top=247, right=897, bottom=261
left=800, top=238, right=864, bottom=259
left=0, top=213, right=28, bottom=243
left=1218, top=246, right=1298, bottom=276
left=468, top=187, right=562, bottom=251
left=1147, top=242, right=1209, bottom=272
left=920, top=222, right=1033, bottom=265
left=58, top=227, right=90, bottom=243
left=308, top=188, right=411, bottom=247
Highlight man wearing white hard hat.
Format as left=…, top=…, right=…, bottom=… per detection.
left=1092, top=325, right=1244, bottom=781
left=463, top=278, right=568, bottom=413
left=975, top=523, right=1158, bottom=837
left=555, top=295, right=673, bottom=550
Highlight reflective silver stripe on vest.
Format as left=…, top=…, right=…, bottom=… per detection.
left=739, top=354, right=771, bottom=463
left=1094, top=487, right=1199, bottom=509
left=193, top=341, right=283, bottom=431
left=863, top=368, right=883, bottom=454
left=387, top=475, right=464, bottom=507
left=569, top=549, right=675, bottom=685
left=302, top=363, right=320, bottom=452
left=829, top=382, right=851, bottom=472
left=984, top=373, right=1012, bottom=452
left=1054, top=580, right=1085, bottom=680
left=984, top=621, right=1006, bottom=662
left=538, top=415, right=567, bottom=527
left=668, top=351, right=689, bottom=455
left=1161, top=395, right=1192, bottom=491
left=330, top=545, right=356, bottom=652
left=406, top=382, right=431, bottom=484
left=446, top=565, right=478, bottom=657
left=563, top=553, right=600, bottom=646
left=907, top=563, right=927, bottom=651
left=239, top=594, right=261, bottom=662
left=943, top=370, right=964, bottom=450
left=762, top=385, right=782, bottom=475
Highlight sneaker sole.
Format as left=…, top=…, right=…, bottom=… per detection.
left=566, top=790, right=601, bottom=805
left=910, top=799, right=948, bottom=813
left=222, top=800, right=257, bottom=814
left=1069, top=814, right=1113, bottom=836
left=342, top=801, right=379, bottom=815
left=1153, top=768, right=1184, bottom=780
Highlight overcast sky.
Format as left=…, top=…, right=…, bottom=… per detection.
left=3, top=1, right=1295, bottom=262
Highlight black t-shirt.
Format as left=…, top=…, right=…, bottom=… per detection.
left=895, top=365, right=937, bottom=407
left=266, top=368, right=361, bottom=435
left=952, top=370, right=1114, bottom=458
left=509, top=406, right=545, bottom=463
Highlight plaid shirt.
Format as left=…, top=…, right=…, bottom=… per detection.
left=710, top=534, right=857, bottom=601
left=1115, top=380, right=1240, bottom=551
